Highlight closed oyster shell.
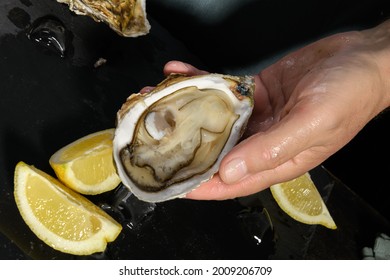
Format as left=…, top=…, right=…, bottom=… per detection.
left=57, top=0, right=150, bottom=37
left=113, top=73, right=255, bottom=202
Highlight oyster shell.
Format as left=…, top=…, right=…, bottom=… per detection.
left=113, top=73, right=255, bottom=202
left=57, top=0, right=150, bottom=37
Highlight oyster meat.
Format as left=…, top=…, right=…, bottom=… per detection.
left=113, top=74, right=255, bottom=202
left=57, top=0, right=150, bottom=37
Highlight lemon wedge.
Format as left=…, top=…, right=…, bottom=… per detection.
left=14, top=161, right=122, bottom=255
left=49, top=128, right=121, bottom=195
left=270, top=172, right=337, bottom=229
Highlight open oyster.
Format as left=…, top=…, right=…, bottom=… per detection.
left=113, top=74, right=255, bottom=202
left=57, top=0, right=150, bottom=37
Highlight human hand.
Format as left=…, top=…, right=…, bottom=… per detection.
left=161, top=20, right=390, bottom=200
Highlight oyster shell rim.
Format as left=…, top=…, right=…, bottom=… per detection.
left=113, top=73, right=255, bottom=202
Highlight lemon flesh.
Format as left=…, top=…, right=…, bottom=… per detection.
left=270, top=172, right=337, bottom=229
left=49, top=128, right=121, bottom=195
left=14, top=161, right=122, bottom=255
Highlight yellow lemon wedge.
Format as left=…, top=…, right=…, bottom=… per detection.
left=49, top=128, right=121, bottom=195
left=14, top=161, right=122, bottom=255
left=270, top=172, right=337, bottom=229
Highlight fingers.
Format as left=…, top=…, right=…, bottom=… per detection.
left=219, top=110, right=320, bottom=185
left=163, top=60, right=209, bottom=76
left=185, top=156, right=315, bottom=200
left=147, top=60, right=329, bottom=201
left=185, top=173, right=270, bottom=200
left=186, top=132, right=324, bottom=200
left=139, top=86, right=154, bottom=93
left=139, top=61, right=207, bottom=93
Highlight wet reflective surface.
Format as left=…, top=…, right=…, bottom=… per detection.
left=1, top=0, right=389, bottom=260
left=27, top=16, right=71, bottom=57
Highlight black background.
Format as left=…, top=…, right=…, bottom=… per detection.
left=1, top=0, right=389, bottom=259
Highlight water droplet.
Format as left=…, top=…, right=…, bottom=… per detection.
left=27, top=16, right=71, bottom=58
left=253, top=235, right=262, bottom=245
left=100, top=184, right=156, bottom=230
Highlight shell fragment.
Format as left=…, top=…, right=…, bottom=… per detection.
left=57, top=0, right=150, bottom=37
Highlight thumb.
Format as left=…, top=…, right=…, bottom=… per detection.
left=219, top=111, right=325, bottom=185
left=218, top=134, right=280, bottom=185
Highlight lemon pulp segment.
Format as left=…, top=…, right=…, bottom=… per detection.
left=49, top=128, right=121, bottom=195
left=58, top=131, right=113, bottom=162
left=270, top=172, right=337, bottom=229
left=71, top=147, right=116, bottom=184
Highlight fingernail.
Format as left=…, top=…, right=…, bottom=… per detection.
left=221, top=158, right=247, bottom=184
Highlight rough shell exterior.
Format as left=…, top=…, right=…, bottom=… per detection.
left=57, top=0, right=150, bottom=37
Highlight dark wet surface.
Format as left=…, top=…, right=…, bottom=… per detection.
left=26, top=15, right=71, bottom=57
left=1, top=0, right=389, bottom=259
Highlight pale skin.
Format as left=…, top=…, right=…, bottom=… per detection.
left=144, top=20, right=390, bottom=200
